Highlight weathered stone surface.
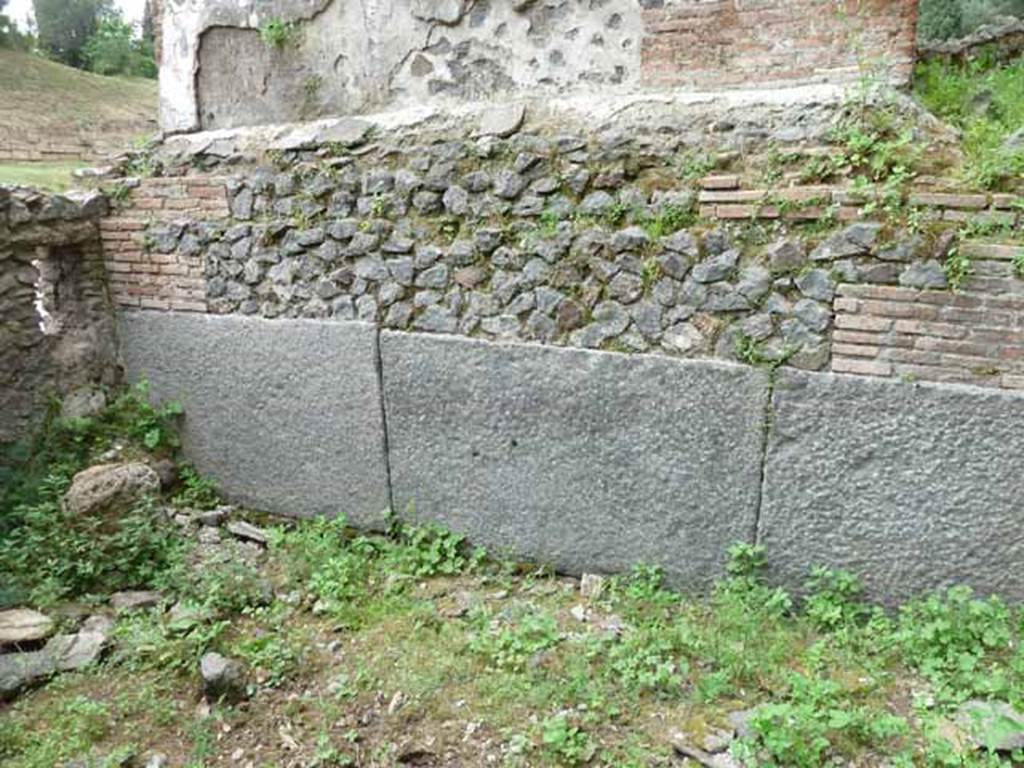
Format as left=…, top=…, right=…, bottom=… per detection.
left=760, top=371, right=1024, bottom=604
left=956, top=700, right=1024, bottom=752
left=478, top=103, right=526, bottom=138
left=0, top=651, right=53, bottom=700
left=63, top=463, right=160, bottom=517
left=200, top=652, right=248, bottom=703
left=0, top=616, right=110, bottom=699
left=899, top=260, right=948, bottom=289
left=0, top=609, right=54, bottom=645
left=110, top=591, right=164, bottom=613
left=227, top=520, right=268, bottom=545
left=118, top=312, right=390, bottom=525
left=47, top=619, right=110, bottom=672
left=381, top=332, right=768, bottom=590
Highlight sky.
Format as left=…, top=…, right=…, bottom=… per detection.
left=6, top=0, right=146, bottom=31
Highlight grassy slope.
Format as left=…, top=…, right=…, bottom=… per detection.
left=0, top=48, right=157, bottom=133
left=0, top=49, right=157, bottom=190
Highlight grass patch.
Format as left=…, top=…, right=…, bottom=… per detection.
left=5, top=390, right=1024, bottom=766
left=915, top=52, right=1024, bottom=190
left=0, top=49, right=155, bottom=137
left=0, top=161, right=87, bottom=192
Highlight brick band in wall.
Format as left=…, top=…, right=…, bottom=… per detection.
left=641, top=0, right=919, bottom=90
left=101, top=177, right=230, bottom=312
left=831, top=244, right=1024, bottom=391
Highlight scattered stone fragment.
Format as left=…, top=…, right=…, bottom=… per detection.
left=810, top=223, right=881, bottom=261
left=61, top=387, right=106, bottom=421
left=63, top=463, right=160, bottom=517
left=226, top=520, right=269, bottom=545
left=200, top=652, right=248, bottom=703
left=794, top=299, right=831, bottom=332
left=196, top=506, right=230, bottom=527
left=0, top=617, right=111, bottom=699
left=662, top=322, right=704, bottom=354
left=110, top=591, right=164, bottom=613
left=0, top=651, right=54, bottom=700
left=669, top=732, right=741, bottom=768
left=149, top=458, right=178, bottom=490
left=580, top=573, right=605, bottom=599
left=955, top=700, right=1024, bottom=752
left=691, top=249, right=738, bottom=283
left=47, top=616, right=111, bottom=671
left=0, top=609, right=54, bottom=645
left=727, top=707, right=760, bottom=740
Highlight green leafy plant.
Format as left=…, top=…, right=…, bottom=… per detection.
left=0, top=382, right=186, bottom=607
left=676, top=149, right=717, bottom=184
left=391, top=520, right=477, bottom=577
left=260, top=18, right=298, bottom=49
left=803, top=566, right=869, bottom=631
left=915, top=54, right=1024, bottom=190
left=896, top=586, right=1013, bottom=703
left=733, top=672, right=909, bottom=767
left=232, top=631, right=302, bottom=688
left=539, top=715, right=596, bottom=766
left=171, top=464, right=219, bottom=510
left=944, top=245, right=974, bottom=291
left=469, top=610, right=561, bottom=671
left=1012, top=249, right=1024, bottom=279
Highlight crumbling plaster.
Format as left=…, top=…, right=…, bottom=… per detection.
left=163, top=0, right=645, bottom=133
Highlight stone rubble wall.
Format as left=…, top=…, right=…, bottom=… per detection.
left=100, top=129, right=1024, bottom=389
left=0, top=188, right=119, bottom=446
left=118, top=310, right=1024, bottom=605
left=160, top=0, right=919, bottom=133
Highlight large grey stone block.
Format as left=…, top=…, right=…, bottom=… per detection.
left=380, top=332, right=769, bottom=591
left=761, top=371, right=1024, bottom=604
left=118, top=312, right=390, bottom=523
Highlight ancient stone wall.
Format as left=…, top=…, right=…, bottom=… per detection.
left=0, top=188, right=119, bottom=447
left=642, top=0, right=919, bottom=89
left=101, top=122, right=1024, bottom=390
left=119, top=311, right=1024, bottom=604
left=159, top=0, right=919, bottom=133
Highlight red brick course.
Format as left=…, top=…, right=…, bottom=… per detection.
left=101, top=176, right=229, bottom=312
left=641, top=0, right=919, bottom=90
left=831, top=265, right=1024, bottom=391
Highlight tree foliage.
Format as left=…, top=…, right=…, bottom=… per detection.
left=83, top=14, right=157, bottom=78
left=919, top=0, right=1024, bottom=41
left=0, top=0, right=30, bottom=50
left=33, top=0, right=111, bottom=67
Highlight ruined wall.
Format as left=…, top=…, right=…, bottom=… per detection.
left=0, top=189, right=119, bottom=447
left=643, top=0, right=919, bottom=89
left=119, top=311, right=1024, bottom=605
left=101, top=120, right=1024, bottom=390
left=161, top=0, right=919, bottom=133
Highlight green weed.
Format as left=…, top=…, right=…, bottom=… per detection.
left=171, top=464, right=219, bottom=510
left=915, top=54, right=1024, bottom=190
left=259, top=18, right=298, bottom=49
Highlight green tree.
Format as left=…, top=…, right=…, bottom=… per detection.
left=33, top=0, right=112, bottom=68
left=83, top=13, right=157, bottom=78
left=0, top=0, right=14, bottom=47
left=918, top=0, right=964, bottom=41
